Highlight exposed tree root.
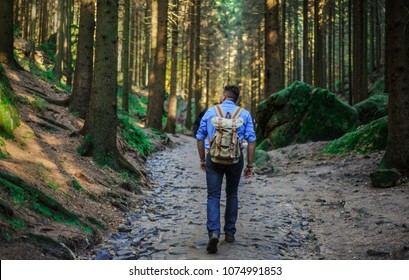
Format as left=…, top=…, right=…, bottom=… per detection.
left=35, top=114, right=74, bottom=131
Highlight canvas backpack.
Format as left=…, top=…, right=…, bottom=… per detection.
left=209, top=104, right=244, bottom=164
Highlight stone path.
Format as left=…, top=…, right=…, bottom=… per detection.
left=83, top=135, right=322, bottom=260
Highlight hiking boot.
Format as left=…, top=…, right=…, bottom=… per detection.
left=207, top=232, right=219, bottom=254
left=225, top=235, right=235, bottom=243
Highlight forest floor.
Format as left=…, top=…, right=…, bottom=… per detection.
left=0, top=64, right=153, bottom=259
left=83, top=134, right=409, bottom=260
left=1, top=61, right=408, bottom=260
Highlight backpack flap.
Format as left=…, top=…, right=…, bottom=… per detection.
left=209, top=106, right=244, bottom=164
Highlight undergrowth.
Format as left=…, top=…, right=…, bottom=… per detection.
left=0, top=171, right=93, bottom=234
left=118, top=110, right=154, bottom=159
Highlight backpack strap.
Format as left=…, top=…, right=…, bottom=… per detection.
left=214, top=104, right=224, bottom=118
left=232, top=107, right=243, bottom=119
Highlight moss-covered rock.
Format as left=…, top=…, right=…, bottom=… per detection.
left=353, top=94, right=388, bottom=125
left=256, top=82, right=358, bottom=149
left=254, top=150, right=270, bottom=167
left=0, top=64, right=20, bottom=135
left=370, top=169, right=401, bottom=188
left=323, top=116, right=387, bottom=155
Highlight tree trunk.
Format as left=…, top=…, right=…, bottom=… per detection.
left=313, top=0, right=326, bottom=88
left=29, top=0, right=36, bottom=65
left=185, top=0, right=195, bottom=129
left=194, top=0, right=201, bottom=118
left=383, top=0, right=409, bottom=172
left=146, top=0, right=168, bottom=130
left=165, top=0, right=180, bottom=134
left=122, top=0, right=131, bottom=112
left=339, top=0, right=345, bottom=95
left=66, top=0, right=73, bottom=87
left=348, top=0, right=352, bottom=105
left=53, top=0, right=65, bottom=80
left=352, top=0, right=368, bottom=104
left=0, top=0, right=17, bottom=67
left=84, top=0, right=120, bottom=168
left=264, top=0, right=282, bottom=98
left=142, top=0, right=150, bottom=86
left=70, top=0, right=95, bottom=119
left=41, top=0, right=49, bottom=43
left=302, top=0, right=312, bottom=84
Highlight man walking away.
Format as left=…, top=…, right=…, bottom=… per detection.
left=196, top=85, right=256, bottom=254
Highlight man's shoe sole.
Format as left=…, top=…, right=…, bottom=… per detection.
left=207, top=237, right=219, bottom=254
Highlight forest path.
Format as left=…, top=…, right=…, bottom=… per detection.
left=83, top=134, right=321, bottom=260
left=83, top=134, right=409, bottom=260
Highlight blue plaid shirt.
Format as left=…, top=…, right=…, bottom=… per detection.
left=195, top=100, right=256, bottom=149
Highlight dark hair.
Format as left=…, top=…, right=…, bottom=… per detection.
left=223, top=85, right=240, bottom=102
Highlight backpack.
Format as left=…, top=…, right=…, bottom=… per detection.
left=209, top=104, right=244, bottom=164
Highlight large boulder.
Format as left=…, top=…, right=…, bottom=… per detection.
left=256, top=82, right=358, bottom=149
left=323, top=116, right=388, bottom=155
left=353, top=94, right=388, bottom=125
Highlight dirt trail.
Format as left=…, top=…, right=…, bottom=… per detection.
left=83, top=135, right=409, bottom=260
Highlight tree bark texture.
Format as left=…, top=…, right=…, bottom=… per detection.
left=264, top=0, right=282, bottom=98
left=194, top=0, right=201, bottom=118
left=165, top=0, right=180, bottom=134
left=352, top=0, right=368, bottom=104
left=302, top=0, right=312, bottom=84
left=84, top=0, right=119, bottom=168
left=0, top=0, right=16, bottom=66
left=147, top=0, right=168, bottom=130
left=313, top=0, right=326, bottom=88
left=53, top=0, right=66, bottom=79
left=122, top=0, right=131, bottom=112
left=70, top=0, right=95, bottom=119
left=383, top=0, right=409, bottom=172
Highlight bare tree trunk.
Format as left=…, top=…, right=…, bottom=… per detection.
left=0, top=0, right=18, bottom=67
left=264, top=0, right=282, bottom=98
left=352, top=0, right=367, bottom=104
left=84, top=0, right=120, bottom=168
left=165, top=0, right=180, bottom=133
left=29, top=0, right=37, bottom=65
left=185, top=0, right=195, bottom=129
left=70, top=0, right=95, bottom=119
left=122, top=0, right=131, bottom=112
left=383, top=0, right=409, bottom=172
left=53, top=0, right=65, bottom=79
left=302, top=0, right=312, bottom=84
left=193, top=0, right=201, bottom=118
left=66, top=0, right=73, bottom=87
left=313, top=0, right=326, bottom=88
left=146, top=0, right=168, bottom=130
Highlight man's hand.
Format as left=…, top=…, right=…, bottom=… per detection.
left=200, top=161, right=206, bottom=172
left=243, top=166, right=253, bottom=178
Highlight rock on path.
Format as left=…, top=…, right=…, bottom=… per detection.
left=83, top=135, right=321, bottom=260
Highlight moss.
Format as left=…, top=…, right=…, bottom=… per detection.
left=71, top=179, right=82, bottom=191
left=298, top=88, right=358, bottom=142
left=29, top=63, right=71, bottom=94
left=323, top=116, right=388, bottom=155
left=369, top=79, right=385, bottom=96
left=0, top=170, right=94, bottom=234
left=256, top=82, right=358, bottom=149
left=77, top=134, right=93, bottom=156
left=86, top=216, right=106, bottom=230
left=0, top=64, right=20, bottom=135
left=254, top=150, right=271, bottom=167
left=256, top=139, right=273, bottom=151
left=47, top=182, right=60, bottom=190
left=353, top=94, right=388, bottom=125
left=118, top=110, right=154, bottom=158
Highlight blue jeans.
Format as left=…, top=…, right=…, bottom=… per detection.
left=206, top=153, right=244, bottom=237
